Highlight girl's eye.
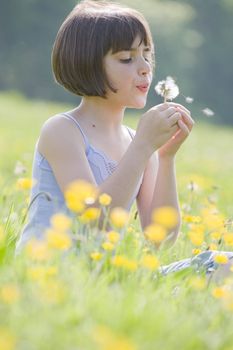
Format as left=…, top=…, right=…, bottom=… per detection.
left=120, top=58, right=132, bottom=63
left=120, top=57, right=150, bottom=64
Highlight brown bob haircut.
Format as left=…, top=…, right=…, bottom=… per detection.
left=52, top=0, right=155, bottom=98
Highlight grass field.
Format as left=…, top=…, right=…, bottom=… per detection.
left=0, top=91, right=233, bottom=349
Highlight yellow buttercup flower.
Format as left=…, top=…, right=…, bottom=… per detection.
left=92, top=325, right=137, bottom=350
left=183, top=215, right=202, bottom=224
left=90, top=252, right=103, bottom=261
left=212, top=287, right=228, bottom=299
left=0, top=284, right=20, bottom=304
left=111, top=255, right=137, bottom=271
left=188, top=231, right=204, bottom=246
left=111, top=255, right=127, bottom=267
left=107, top=231, right=120, bottom=243
left=110, top=207, right=129, bottom=228
left=64, top=195, right=85, bottom=213
left=201, top=209, right=225, bottom=231
left=183, top=215, right=195, bottom=223
left=144, top=224, right=167, bottom=243
left=46, top=228, right=72, bottom=250
left=140, top=254, right=160, bottom=270
left=152, top=206, right=178, bottom=229
left=79, top=207, right=101, bottom=223
left=50, top=213, right=72, bottom=231
left=189, top=224, right=205, bottom=234
left=208, top=243, right=218, bottom=251
left=25, top=238, right=51, bottom=261
left=16, top=177, right=35, bottom=190
left=65, top=180, right=98, bottom=213
left=99, top=193, right=112, bottom=206
left=0, top=327, right=16, bottom=350
left=27, top=266, right=58, bottom=281
left=210, top=231, right=222, bottom=240
left=223, top=233, right=233, bottom=246
left=192, top=248, right=201, bottom=255
left=214, top=254, right=229, bottom=265
left=102, top=241, right=114, bottom=251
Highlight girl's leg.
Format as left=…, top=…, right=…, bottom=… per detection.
left=209, top=259, right=233, bottom=283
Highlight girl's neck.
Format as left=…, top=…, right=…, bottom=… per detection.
left=71, top=97, right=126, bottom=134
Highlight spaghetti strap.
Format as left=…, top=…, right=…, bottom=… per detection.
left=61, top=112, right=90, bottom=151
left=126, top=126, right=135, bottom=140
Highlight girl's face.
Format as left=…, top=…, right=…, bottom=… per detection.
left=103, top=35, right=153, bottom=109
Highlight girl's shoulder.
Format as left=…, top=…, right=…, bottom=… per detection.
left=40, top=113, right=72, bottom=129
left=37, top=113, right=86, bottom=157
left=40, top=113, right=84, bottom=138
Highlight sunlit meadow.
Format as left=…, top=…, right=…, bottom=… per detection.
left=1, top=91, right=233, bottom=350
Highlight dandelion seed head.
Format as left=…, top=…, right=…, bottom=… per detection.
left=154, top=76, right=179, bottom=101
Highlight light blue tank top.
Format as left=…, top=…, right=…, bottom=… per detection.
left=15, top=113, right=143, bottom=253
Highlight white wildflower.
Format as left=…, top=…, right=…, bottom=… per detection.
left=14, top=161, right=27, bottom=175
left=181, top=203, right=192, bottom=212
left=187, top=181, right=199, bottom=192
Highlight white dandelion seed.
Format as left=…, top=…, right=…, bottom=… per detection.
left=154, top=76, right=179, bottom=102
left=202, top=108, right=214, bottom=117
left=185, top=96, right=194, bottom=103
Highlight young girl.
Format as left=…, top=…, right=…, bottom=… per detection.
left=15, top=0, right=233, bottom=279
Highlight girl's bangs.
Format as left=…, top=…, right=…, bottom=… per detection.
left=105, top=16, right=151, bottom=54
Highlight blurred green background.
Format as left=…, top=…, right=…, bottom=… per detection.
left=1, top=0, right=233, bottom=125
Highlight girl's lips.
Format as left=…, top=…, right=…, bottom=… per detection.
left=136, top=86, right=149, bottom=93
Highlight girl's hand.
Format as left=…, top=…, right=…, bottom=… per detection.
left=158, top=103, right=195, bottom=159
left=135, top=103, right=183, bottom=156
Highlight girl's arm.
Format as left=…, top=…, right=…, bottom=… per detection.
left=38, top=116, right=152, bottom=226
left=136, top=153, right=181, bottom=249
left=38, top=104, right=184, bottom=229
left=137, top=103, right=194, bottom=249
left=150, top=156, right=181, bottom=247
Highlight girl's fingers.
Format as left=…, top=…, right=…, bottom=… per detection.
left=177, top=106, right=195, bottom=125
left=157, top=102, right=171, bottom=111
left=177, top=119, right=190, bottom=135
left=168, top=112, right=182, bottom=127
left=162, top=106, right=178, bottom=118
left=169, top=123, right=180, bottom=135
left=168, top=102, right=191, bottom=116
left=167, top=102, right=196, bottom=125
left=176, top=107, right=195, bottom=130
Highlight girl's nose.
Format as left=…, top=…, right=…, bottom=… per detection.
left=138, top=58, right=151, bottom=76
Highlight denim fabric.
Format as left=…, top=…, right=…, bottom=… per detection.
left=158, top=250, right=233, bottom=276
